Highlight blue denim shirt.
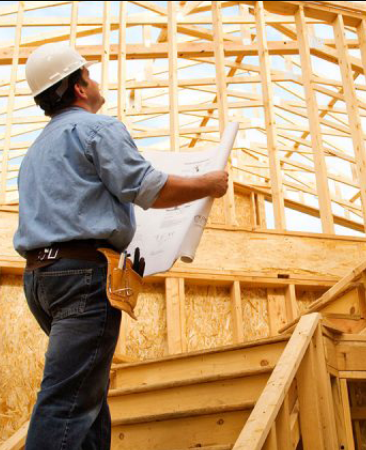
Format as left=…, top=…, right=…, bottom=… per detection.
left=14, top=107, right=168, bottom=256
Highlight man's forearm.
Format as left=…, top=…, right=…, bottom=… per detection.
left=151, top=171, right=228, bottom=209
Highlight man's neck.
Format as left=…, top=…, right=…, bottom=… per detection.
left=71, top=101, right=96, bottom=113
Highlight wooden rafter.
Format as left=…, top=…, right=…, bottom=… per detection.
left=1, top=0, right=366, bottom=237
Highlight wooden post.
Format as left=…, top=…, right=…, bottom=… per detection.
left=285, top=284, right=298, bottom=323
left=263, top=424, right=278, bottom=450
left=360, top=272, right=366, bottom=319
left=295, top=6, right=334, bottom=234
left=254, top=1, right=286, bottom=231
left=256, top=194, right=267, bottom=228
left=276, top=396, right=291, bottom=450
left=250, top=192, right=266, bottom=230
left=143, top=25, right=153, bottom=79
left=179, top=278, right=187, bottom=353
left=211, top=0, right=236, bottom=226
left=250, top=192, right=257, bottom=228
left=166, top=277, right=185, bottom=354
left=117, top=1, right=127, bottom=123
left=296, top=341, right=325, bottom=450
left=211, top=1, right=228, bottom=134
left=168, top=1, right=180, bottom=152
left=0, top=1, right=24, bottom=205
left=101, top=0, right=111, bottom=115
left=231, top=281, right=244, bottom=343
left=69, top=1, right=79, bottom=49
left=313, top=326, right=339, bottom=450
left=333, top=14, right=366, bottom=233
left=331, top=377, right=348, bottom=450
left=339, top=379, right=356, bottom=450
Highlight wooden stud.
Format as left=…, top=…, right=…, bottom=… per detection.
left=284, top=284, right=298, bottom=323
left=117, top=1, right=127, bottom=123
left=211, top=1, right=236, bottom=226
left=178, top=277, right=187, bottom=353
left=0, top=419, right=29, bottom=450
left=296, top=341, right=325, bottom=450
left=211, top=1, right=229, bottom=134
left=333, top=14, right=366, bottom=232
left=231, top=281, right=244, bottom=343
left=0, top=1, right=24, bottom=204
left=339, top=379, right=356, bottom=450
left=143, top=25, right=153, bottom=79
left=250, top=192, right=258, bottom=228
left=256, top=194, right=267, bottom=228
left=331, top=377, right=348, bottom=450
left=168, top=1, right=180, bottom=152
left=100, top=0, right=111, bottom=115
left=254, top=1, right=286, bottom=230
left=263, top=424, right=278, bottom=450
left=69, top=1, right=78, bottom=49
left=275, top=396, right=291, bottom=450
left=166, top=277, right=184, bottom=354
left=313, top=326, right=339, bottom=450
left=295, top=6, right=334, bottom=234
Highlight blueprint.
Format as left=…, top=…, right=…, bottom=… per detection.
left=127, top=122, right=239, bottom=276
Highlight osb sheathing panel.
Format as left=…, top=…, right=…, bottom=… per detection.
left=296, top=290, right=326, bottom=314
left=185, top=285, right=233, bottom=352
left=174, top=229, right=366, bottom=278
left=207, top=198, right=226, bottom=226
left=125, top=283, right=168, bottom=360
left=0, top=212, right=19, bottom=263
left=241, top=288, right=270, bottom=340
left=207, top=194, right=252, bottom=228
left=0, top=275, right=47, bottom=445
left=234, top=194, right=252, bottom=228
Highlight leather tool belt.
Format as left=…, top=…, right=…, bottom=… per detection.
left=97, top=248, right=143, bottom=321
left=24, top=239, right=108, bottom=271
left=25, top=241, right=143, bottom=320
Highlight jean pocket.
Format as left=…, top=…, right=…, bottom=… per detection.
left=37, top=268, right=93, bottom=320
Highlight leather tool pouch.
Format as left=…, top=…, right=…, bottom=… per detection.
left=97, top=247, right=143, bottom=320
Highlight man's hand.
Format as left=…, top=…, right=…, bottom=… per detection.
left=152, top=170, right=230, bottom=209
left=203, top=170, right=229, bottom=198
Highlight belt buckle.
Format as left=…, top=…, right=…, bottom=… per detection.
left=37, top=247, right=59, bottom=261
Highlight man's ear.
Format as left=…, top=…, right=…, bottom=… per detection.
left=74, top=82, right=87, bottom=100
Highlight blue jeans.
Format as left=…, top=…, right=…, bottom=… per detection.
left=23, top=258, right=121, bottom=450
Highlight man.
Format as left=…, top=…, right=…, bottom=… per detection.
left=14, top=43, right=228, bottom=450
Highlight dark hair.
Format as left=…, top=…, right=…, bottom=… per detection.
left=34, top=68, right=88, bottom=117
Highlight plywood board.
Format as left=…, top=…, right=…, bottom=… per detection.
left=185, top=284, right=233, bottom=352
left=0, top=274, right=47, bottom=445
left=177, top=228, right=366, bottom=278
left=125, top=282, right=168, bottom=360
left=241, top=288, right=270, bottom=341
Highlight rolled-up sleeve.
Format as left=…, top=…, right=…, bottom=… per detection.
left=86, top=120, right=168, bottom=210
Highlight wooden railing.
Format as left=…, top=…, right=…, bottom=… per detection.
left=279, top=259, right=366, bottom=335
left=232, top=313, right=338, bottom=450
left=0, top=420, right=28, bottom=450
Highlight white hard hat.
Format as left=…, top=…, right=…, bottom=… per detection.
left=26, top=43, right=96, bottom=97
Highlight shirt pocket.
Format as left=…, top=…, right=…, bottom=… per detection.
left=37, top=268, right=93, bottom=320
